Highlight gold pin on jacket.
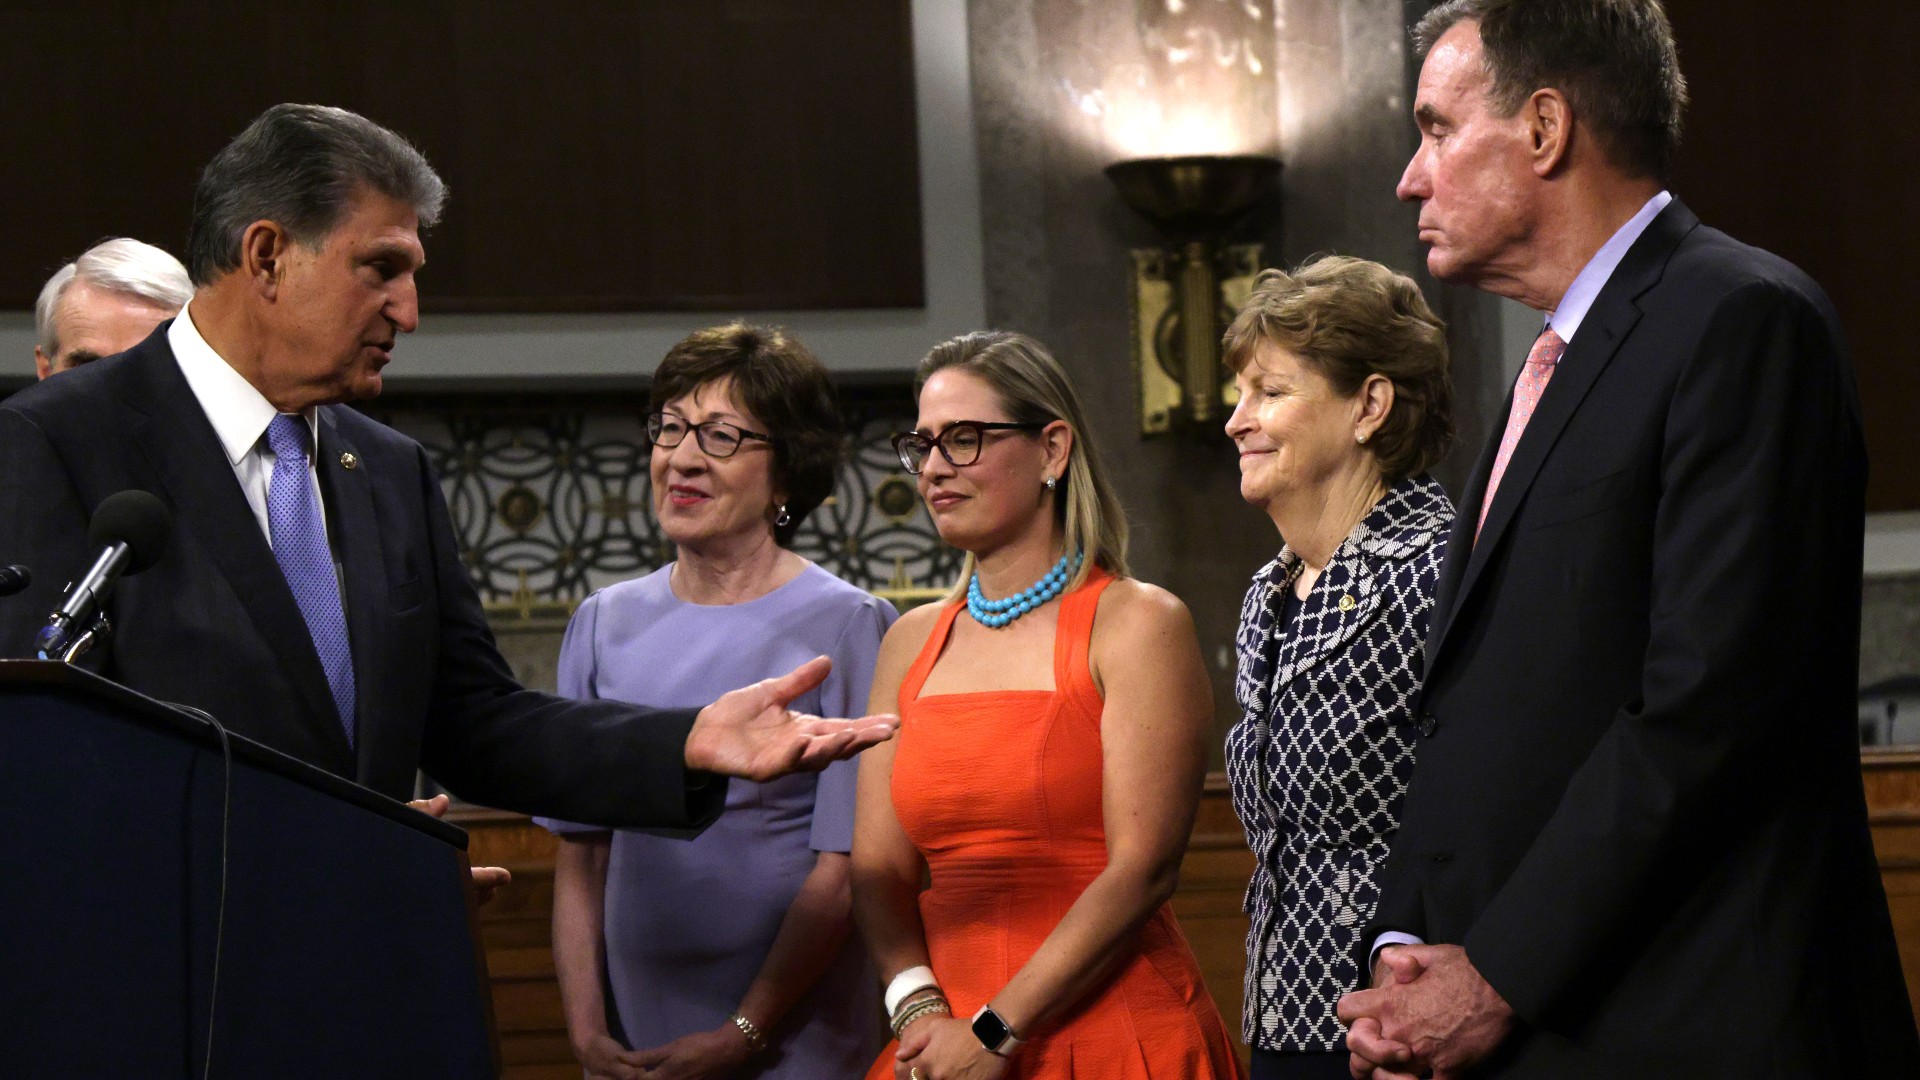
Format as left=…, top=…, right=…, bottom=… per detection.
left=340, top=452, right=359, bottom=470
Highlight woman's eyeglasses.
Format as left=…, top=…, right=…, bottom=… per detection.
left=647, top=412, right=776, bottom=459
left=891, top=421, right=1046, bottom=474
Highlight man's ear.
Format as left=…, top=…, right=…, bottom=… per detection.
left=33, top=347, right=54, bottom=381
left=1528, top=88, right=1572, bottom=177
left=239, top=220, right=291, bottom=300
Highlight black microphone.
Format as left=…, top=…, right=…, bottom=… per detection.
left=36, top=490, right=173, bottom=661
left=0, top=564, right=29, bottom=597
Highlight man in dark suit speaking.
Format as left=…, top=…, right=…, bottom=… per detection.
left=1337, top=2, right=1919, bottom=1076
left=0, top=104, right=894, bottom=834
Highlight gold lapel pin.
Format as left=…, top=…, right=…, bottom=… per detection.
left=1338, top=594, right=1356, bottom=612
left=340, top=452, right=359, bottom=470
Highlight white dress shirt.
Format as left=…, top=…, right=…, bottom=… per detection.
left=1541, top=190, right=1673, bottom=344
left=167, top=304, right=326, bottom=545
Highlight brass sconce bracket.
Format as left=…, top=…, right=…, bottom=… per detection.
left=1126, top=242, right=1262, bottom=436
left=1105, top=154, right=1280, bottom=439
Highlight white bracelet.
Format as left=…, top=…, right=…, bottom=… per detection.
left=884, top=965, right=940, bottom=1016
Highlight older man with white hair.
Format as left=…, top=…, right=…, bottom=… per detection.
left=32, top=237, right=192, bottom=379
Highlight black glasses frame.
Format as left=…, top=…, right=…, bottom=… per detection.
left=890, top=420, right=1046, bottom=474
left=647, top=411, right=776, bottom=459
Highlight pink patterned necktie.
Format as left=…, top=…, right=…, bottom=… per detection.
left=1476, top=326, right=1567, bottom=540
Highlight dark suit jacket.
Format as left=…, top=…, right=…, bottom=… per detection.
left=1367, top=200, right=1920, bottom=1075
left=0, top=327, right=723, bottom=830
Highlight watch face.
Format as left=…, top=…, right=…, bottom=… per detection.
left=972, top=1008, right=1013, bottom=1052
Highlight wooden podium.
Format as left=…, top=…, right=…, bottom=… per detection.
left=0, top=660, right=499, bottom=1078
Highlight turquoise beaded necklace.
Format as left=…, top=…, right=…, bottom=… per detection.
left=966, top=551, right=1083, bottom=628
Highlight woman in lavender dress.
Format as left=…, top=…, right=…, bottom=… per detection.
left=543, top=324, right=895, bottom=1080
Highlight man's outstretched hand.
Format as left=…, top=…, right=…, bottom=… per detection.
left=685, top=655, right=898, bottom=781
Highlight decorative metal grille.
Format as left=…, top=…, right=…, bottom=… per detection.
left=366, top=385, right=960, bottom=618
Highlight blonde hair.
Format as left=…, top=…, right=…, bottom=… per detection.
left=917, top=331, right=1129, bottom=597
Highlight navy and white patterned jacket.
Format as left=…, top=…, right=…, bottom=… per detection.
left=1226, top=473, right=1454, bottom=1052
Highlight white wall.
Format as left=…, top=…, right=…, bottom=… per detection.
left=0, top=0, right=983, bottom=382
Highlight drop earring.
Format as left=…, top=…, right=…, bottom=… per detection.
left=774, top=504, right=792, bottom=527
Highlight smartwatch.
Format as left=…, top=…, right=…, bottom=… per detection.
left=970, top=1005, right=1023, bottom=1056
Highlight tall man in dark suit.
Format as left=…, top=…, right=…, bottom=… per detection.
left=0, top=104, right=894, bottom=833
left=1336, top=2, right=1919, bottom=1076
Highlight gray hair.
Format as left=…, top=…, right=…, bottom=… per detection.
left=1414, top=0, right=1688, bottom=181
left=185, top=103, right=446, bottom=286
left=35, top=238, right=194, bottom=356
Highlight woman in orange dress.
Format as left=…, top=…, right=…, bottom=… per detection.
left=853, top=331, right=1241, bottom=1080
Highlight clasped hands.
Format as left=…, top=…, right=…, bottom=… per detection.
left=894, top=1015, right=1007, bottom=1080
left=686, top=655, right=899, bottom=781
left=577, top=1024, right=755, bottom=1080
left=1336, top=944, right=1513, bottom=1080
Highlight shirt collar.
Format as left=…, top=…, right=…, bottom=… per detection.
left=169, top=303, right=318, bottom=465
left=1547, top=190, right=1673, bottom=343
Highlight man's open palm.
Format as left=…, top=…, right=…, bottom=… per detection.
left=684, top=656, right=898, bottom=780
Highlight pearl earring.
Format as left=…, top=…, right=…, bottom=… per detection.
left=1044, top=476, right=1057, bottom=491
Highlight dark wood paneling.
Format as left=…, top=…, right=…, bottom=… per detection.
left=1667, top=2, right=1920, bottom=510
left=0, top=1, right=923, bottom=313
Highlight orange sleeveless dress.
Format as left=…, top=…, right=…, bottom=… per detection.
left=864, top=570, right=1241, bottom=1079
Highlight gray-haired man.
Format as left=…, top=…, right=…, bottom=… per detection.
left=32, top=237, right=192, bottom=379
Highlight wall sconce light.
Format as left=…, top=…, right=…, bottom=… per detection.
left=1105, top=153, right=1281, bottom=437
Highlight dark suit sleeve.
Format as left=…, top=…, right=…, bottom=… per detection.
left=0, top=407, right=94, bottom=663
left=1461, top=281, right=1860, bottom=1021
left=408, top=444, right=726, bottom=830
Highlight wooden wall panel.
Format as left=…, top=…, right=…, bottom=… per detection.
left=0, top=1, right=923, bottom=313
left=1666, top=2, right=1920, bottom=510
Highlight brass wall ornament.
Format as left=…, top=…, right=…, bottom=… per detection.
left=1105, top=154, right=1280, bottom=438
left=496, top=485, right=546, bottom=534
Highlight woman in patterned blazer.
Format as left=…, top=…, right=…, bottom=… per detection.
left=1220, top=256, right=1455, bottom=1080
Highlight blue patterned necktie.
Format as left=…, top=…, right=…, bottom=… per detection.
left=265, top=414, right=357, bottom=745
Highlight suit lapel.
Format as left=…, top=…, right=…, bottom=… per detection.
left=316, top=408, right=389, bottom=785
left=1424, top=199, right=1700, bottom=681
left=121, top=337, right=352, bottom=762
left=1422, top=427, right=1500, bottom=682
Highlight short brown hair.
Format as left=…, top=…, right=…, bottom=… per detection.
left=1221, top=256, right=1453, bottom=481
left=1414, top=0, right=1687, bottom=181
left=650, top=323, right=846, bottom=545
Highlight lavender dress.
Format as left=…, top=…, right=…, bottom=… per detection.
left=538, top=562, right=894, bottom=1077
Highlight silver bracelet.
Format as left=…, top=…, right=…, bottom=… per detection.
left=889, top=996, right=951, bottom=1038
